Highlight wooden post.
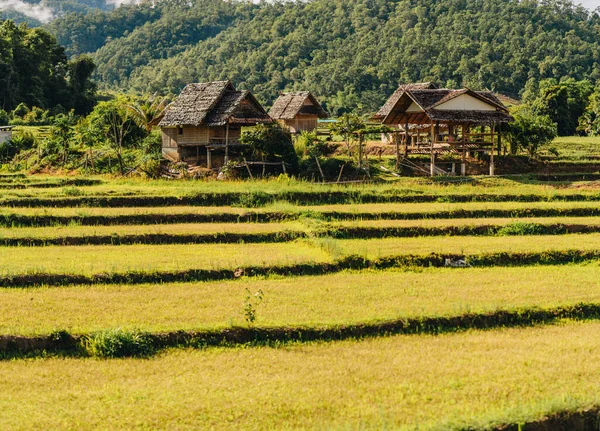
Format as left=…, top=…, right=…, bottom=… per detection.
left=395, top=130, right=400, bottom=171
left=207, top=147, right=212, bottom=169
left=243, top=157, right=254, bottom=180
left=315, top=156, right=325, bottom=182
left=224, top=122, right=230, bottom=164
left=430, top=123, right=435, bottom=177
left=461, top=123, right=467, bottom=176
left=490, top=123, right=496, bottom=176
left=358, top=133, right=363, bottom=170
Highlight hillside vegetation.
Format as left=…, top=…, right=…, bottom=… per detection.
left=43, top=0, right=600, bottom=114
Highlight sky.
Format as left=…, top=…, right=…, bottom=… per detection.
left=580, top=0, right=600, bottom=9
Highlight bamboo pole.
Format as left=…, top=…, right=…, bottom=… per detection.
left=490, top=123, right=496, bottom=176
left=224, top=122, right=230, bottom=164
left=429, top=123, right=435, bottom=177
left=395, top=130, right=400, bottom=171
left=461, top=123, right=467, bottom=176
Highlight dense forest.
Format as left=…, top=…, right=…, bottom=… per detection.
left=0, top=20, right=96, bottom=113
left=33, top=0, right=600, bottom=114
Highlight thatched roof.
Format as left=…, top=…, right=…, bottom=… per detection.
left=159, top=81, right=271, bottom=127
left=269, top=91, right=329, bottom=120
left=371, top=82, right=437, bottom=121
left=379, top=88, right=513, bottom=125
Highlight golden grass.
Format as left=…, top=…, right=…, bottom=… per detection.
left=1, top=173, right=600, bottom=199
left=3, top=200, right=600, bottom=217
left=1, top=265, right=599, bottom=336
left=0, top=242, right=331, bottom=276
left=0, top=222, right=305, bottom=239
left=333, top=216, right=600, bottom=229
left=2, top=322, right=600, bottom=430
left=3, top=217, right=600, bottom=240
left=330, top=233, right=600, bottom=259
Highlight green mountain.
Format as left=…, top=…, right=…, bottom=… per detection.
left=44, top=0, right=600, bottom=114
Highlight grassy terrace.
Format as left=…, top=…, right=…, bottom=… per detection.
left=2, top=323, right=600, bottom=430
left=0, top=242, right=332, bottom=276
left=4, top=201, right=600, bottom=230
left=0, top=222, right=306, bottom=239
left=331, top=233, right=600, bottom=258
left=0, top=266, right=598, bottom=336
left=0, top=175, right=599, bottom=203
left=1, top=217, right=600, bottom=245
left=1, top=233, right=599, bottom=276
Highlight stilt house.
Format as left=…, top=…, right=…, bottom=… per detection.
left=159, top=80, right=272, bottom=167
left=372, top=86, right=513, bottom=176
left=371, top=82, right=437, bottom=143
left=268, top=92, right=328, bottom=134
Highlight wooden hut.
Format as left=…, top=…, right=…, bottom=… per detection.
left=372, top=87, right=513, bottom=176
left=268, top=92, right=328, bottom=134
left=0, top=126, right=13, bottom=144
left=371, top=83, right=437, bottom=143
left=159, top=80, right=272, bottom=167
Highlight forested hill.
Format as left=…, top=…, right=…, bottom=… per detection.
left=45, top=0, right=600, bottom=114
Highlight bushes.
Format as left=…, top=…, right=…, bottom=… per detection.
left=240, top=123, right=299, bottom=175
left=82, top=329, right=155, bottom=358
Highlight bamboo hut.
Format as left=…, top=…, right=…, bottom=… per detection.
left=268, top=92, right=328, bottom=134
left=372, top=86, right=513, bottom=176
left=159, top=80, right=272, bottom=167
left=0, top=126, right=13, bottom=144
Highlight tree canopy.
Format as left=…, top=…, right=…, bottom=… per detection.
left=0, top=20, right=97, bottom=113
left=37, top=0, right=600, bottom=115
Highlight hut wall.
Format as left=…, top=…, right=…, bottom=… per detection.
left=209, top=126, right=242, bottom=142
left=177, top=126, right=210, bottom=145
left=0, top=130, right=11, bottom=144
left=284, top=115, right=318, bottom=134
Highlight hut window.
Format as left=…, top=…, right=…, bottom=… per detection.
left=178, top=127, right=183, bottom=135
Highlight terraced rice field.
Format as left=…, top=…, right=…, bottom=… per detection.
left=3, top=175, right=600, bottom=430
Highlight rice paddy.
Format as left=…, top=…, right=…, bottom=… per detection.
left=3, top=174, right=600, bottom=430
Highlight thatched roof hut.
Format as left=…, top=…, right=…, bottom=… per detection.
left=380, top=88, right=513, bottom=125
left=373, top=85, right=514, bottom=177
left=159, top=81, right=271, bottom=128
left=370, top=82, right=437, bottom=122
left=159, top=80, right=272, bottom=166
left=268, top=91, right=328, bottom=133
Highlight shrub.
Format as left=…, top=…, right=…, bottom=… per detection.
left=496, top=222, right=547, bottom=236
left=240, top=123, right=299, bottom=174
left=82, top=329, right=155, bottom=358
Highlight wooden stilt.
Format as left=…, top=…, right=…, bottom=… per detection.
left=207, top=147, right=212, bottom=169
left=224, top=122, right=230, bottom=164
left=430, top=123, right=435, bottom=177
left=490, top=123, right=496, bottom=176
left=404, top=120, right=409, bottom=157
left=461, top=123, right=467, bottom=176
left=395, top=130, right=400, bottom=170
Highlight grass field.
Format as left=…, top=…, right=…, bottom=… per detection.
left=3, top=174, right=600, bottom=430
left=3, top=323, right=600, bottom=430
left=0, top=265, right=599, bottom=336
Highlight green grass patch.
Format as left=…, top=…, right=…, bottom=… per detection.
left=0, top=266, right=599, bottom=337
left=3, top=323, right=600, bottom=429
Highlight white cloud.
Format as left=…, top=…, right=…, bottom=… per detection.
left=578, top=0, right=600, bottom=10
left=106, top=0, right=141, bottom=5
left=0, top=0, right=54, bottom=22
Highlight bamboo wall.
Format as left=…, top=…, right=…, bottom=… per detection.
left=282, top=115, right=318, bottom=134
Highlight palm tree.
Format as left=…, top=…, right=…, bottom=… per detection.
left=126, top=93, right=170, bottom=133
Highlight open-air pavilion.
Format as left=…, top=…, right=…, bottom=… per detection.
left=372, top=86, right=514, bottom=176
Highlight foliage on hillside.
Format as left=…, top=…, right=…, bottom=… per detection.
left=0, top=20, right=97, bottom=114
left=42, top=0, right=600, bottom=114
